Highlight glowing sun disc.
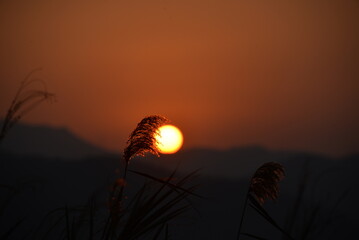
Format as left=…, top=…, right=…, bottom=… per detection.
left=155, top=125, right=183, bottom=154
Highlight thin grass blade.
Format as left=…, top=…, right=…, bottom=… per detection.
left=248, top=200, right=294, bottom=240
left=241, top=232, right=268, bottom=240
left=0, top=219, right=24, bottom=240
left=129, top=169, right=203, bottom=198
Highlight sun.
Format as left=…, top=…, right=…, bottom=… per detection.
left=155, top=125, right=184, bottom=154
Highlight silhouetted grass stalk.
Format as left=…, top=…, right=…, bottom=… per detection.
left=236, top=188, right=250, bottom=240
left=236, top=162, right=294, bottom=240
left=102, top=115, right=199, bottom=240
left=0, top=70, right=55, bottom=240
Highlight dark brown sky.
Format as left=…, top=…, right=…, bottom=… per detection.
left=1, top=0, right=358, bottom=156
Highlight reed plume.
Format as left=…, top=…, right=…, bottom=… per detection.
left=250, top=162, right=285, bottom=205
left=237, top=162, right=291, bottom=240
left=123, top=115, right=168, bottom=163
left=0, top=69, right=55, bottom=143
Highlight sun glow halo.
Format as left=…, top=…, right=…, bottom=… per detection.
left=155, top=125, right=183, bottom=154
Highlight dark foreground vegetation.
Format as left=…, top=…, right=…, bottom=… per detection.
left=1, top=145, right=358, bottom=239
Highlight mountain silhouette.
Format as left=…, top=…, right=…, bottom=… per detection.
left=0, top=120, right=110, bottom=159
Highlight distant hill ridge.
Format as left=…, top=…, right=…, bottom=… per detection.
left=0, top=120, right=354, bottom=179
left=0, top=120, right=110, bottom=159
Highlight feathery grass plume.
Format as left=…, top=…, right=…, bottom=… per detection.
left=123, top=115, right=169, bottom=163
left=237, top=162, right=289, bottom=240
left=0, top=69, right=55, bottom=143
left=250, top=162, right=285, bottom=205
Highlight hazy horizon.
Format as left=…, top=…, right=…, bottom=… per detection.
left=1, top=119, right=357, bottom=158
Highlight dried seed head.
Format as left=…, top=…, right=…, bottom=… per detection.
left=0, top=69, right=55, bottom=142
left=123, top=115, right=169, bottom=162
left=250, top=162, right=285, bottom=205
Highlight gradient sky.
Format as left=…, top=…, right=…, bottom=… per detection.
left=1, top=0, right=358, bottom=156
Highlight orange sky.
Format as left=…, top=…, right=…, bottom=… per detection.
left=1, top=0, right=358, bottom=156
